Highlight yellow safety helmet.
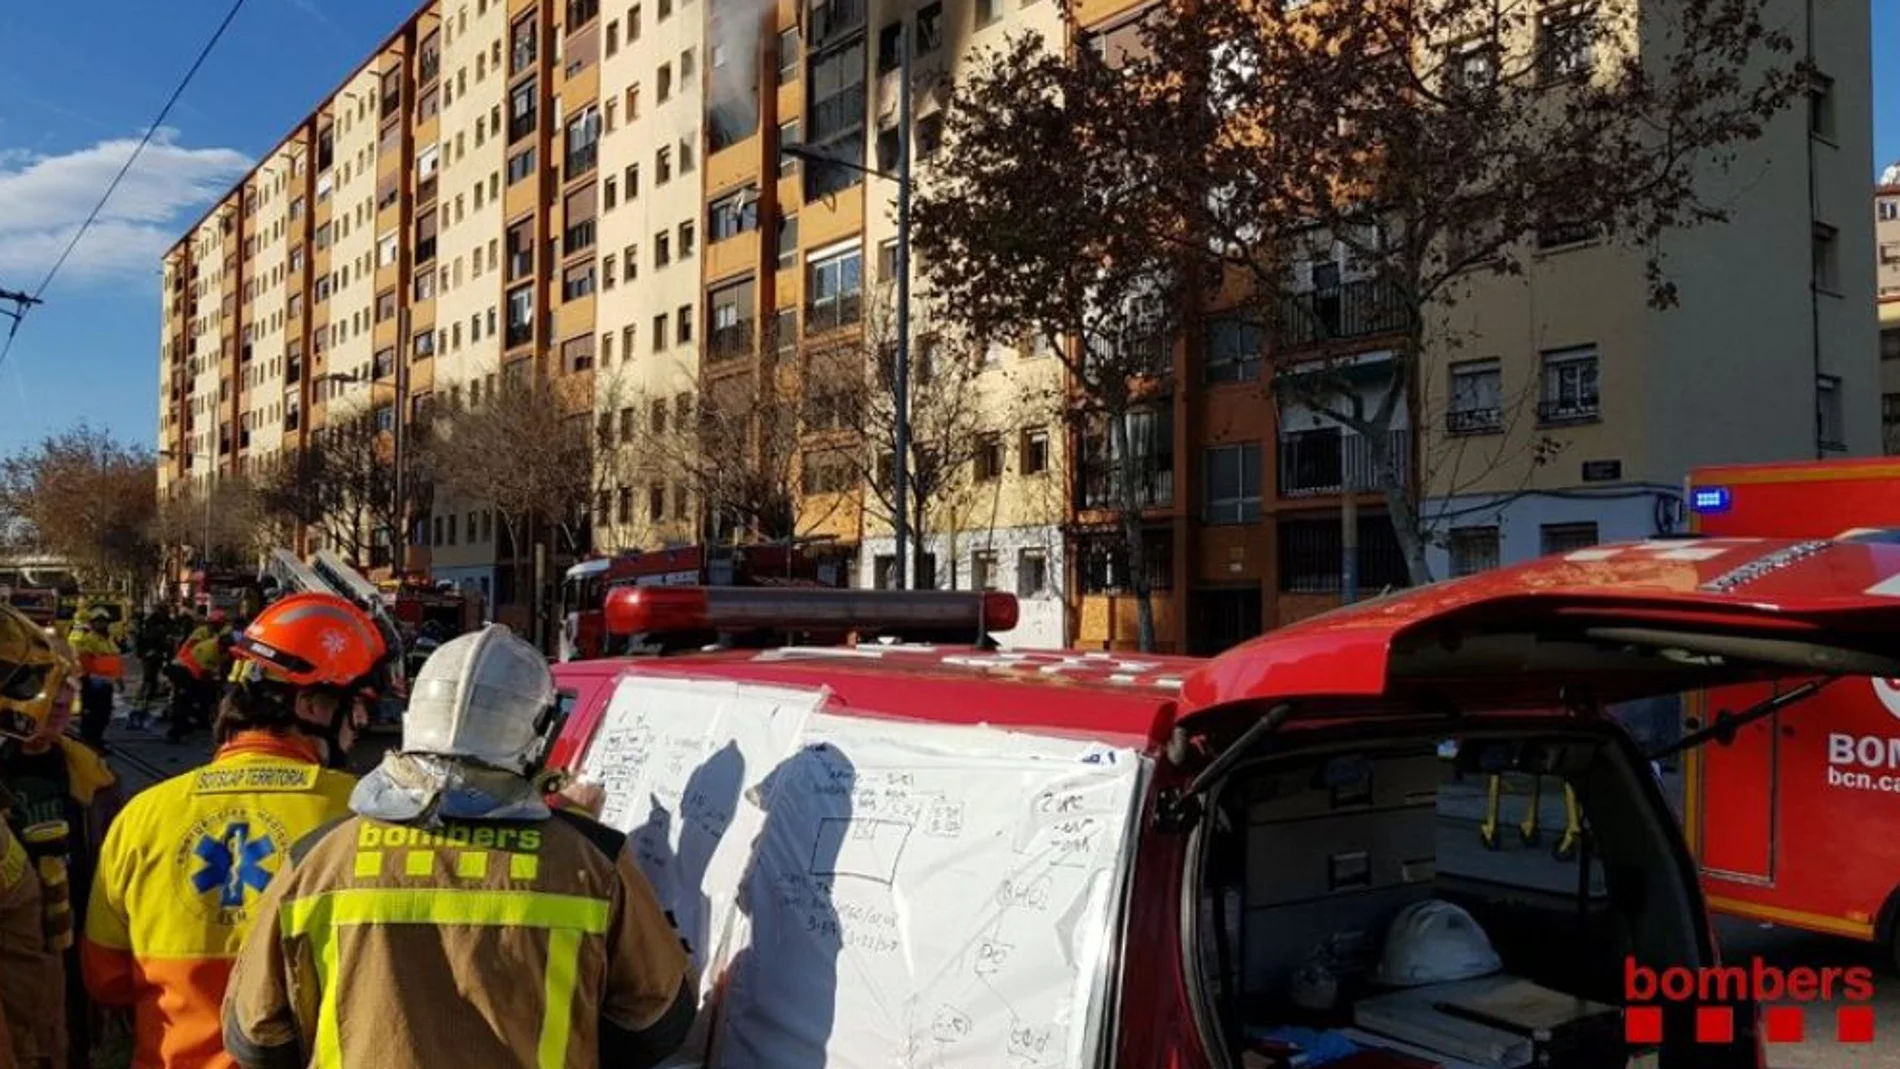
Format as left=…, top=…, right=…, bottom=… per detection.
left=1, top=603, right=75, bottom=741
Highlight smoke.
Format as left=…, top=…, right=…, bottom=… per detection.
left=709, top=0, right=773, bottom=148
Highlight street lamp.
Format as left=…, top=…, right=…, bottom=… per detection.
left=779, top=36, right=914, bottom=589
left=157, top=448, right=214, bottom=584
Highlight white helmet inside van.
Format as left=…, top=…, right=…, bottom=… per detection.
left=403, top=624, right=555, bottom=774
left=1373, top=899, right=1502, bottom=987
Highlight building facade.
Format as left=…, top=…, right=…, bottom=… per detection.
left=158, top=0, right=1877, bottom=655
left=1879, top=163, right=1900, bottom=452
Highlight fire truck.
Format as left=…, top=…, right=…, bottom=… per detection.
left=539, top=537, right=1900, bottom=1069
left=1, top=586, right=60, bottom=627
left=1684, top=457, right=1900, bottom=968
left=557, top=541, right=844, bottom=661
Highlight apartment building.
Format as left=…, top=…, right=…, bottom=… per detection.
left=1880, top=162, right=1900, bottom=451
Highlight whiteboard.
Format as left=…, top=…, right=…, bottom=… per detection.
left=578, top=671, right=1149, bottom=1069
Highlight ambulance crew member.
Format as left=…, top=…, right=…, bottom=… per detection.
left=69, top=611, right=123, bottom=751
left=222, top=625, right=696, bottom=1069
left=0, top=604, right=73, bottom=1068
left=82, top=593, right=386, bottom=1069
left=165, top=623, right=229, bottom=744
left=0, top=630, right=121, bottom=1069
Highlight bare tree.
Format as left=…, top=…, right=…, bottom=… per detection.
left=0, top=425, right=158, bottom=587
left=430, top=366, right=594, bottom=642
left=154, top=474, right=273, bottom=569
left=918, top=0, right=1806, bottom=587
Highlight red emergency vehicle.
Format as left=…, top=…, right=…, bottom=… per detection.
left=545, top=537, right=1900, bottom=1068
left=557, top=541, right=842, bottom=661
left=1685, top=457, right=1900, bottom=966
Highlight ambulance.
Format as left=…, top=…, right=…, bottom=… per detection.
left=1685, top=457, right=1900, bottom=969
left=544, top=538, right=1900, bottom=1069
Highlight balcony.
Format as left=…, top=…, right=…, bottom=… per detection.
left=805, top=292, right=863, bottom=334
left=1535, top=397, right=1600, bottom=426
left=506, top=322, right=534, bottom=349
left=1076, top=463, right=1174, bottom=513
left=708, top=320, right=756, bottom=363
left=1277, top=428, right=1411, bottom=497
left=565, top=143, right=598, bottom=179
left=509, top=111, right=538, bottom=144
left=1275, top=279, right=1411, bottom=350
left=508, top=251, right=534, bottom=281
left=1445, top=406, right=1502, bottom=435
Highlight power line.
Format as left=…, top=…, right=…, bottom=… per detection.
left=0, top=0, right=250, bottom=375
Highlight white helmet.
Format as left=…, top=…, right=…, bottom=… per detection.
left=1373, top=900, right=1502, bottom=987
left=403, top=624, right=555, bottom=773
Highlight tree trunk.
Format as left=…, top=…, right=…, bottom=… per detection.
left=1110, top=408, right=1156, bottom=652
left=1367, top=429, right=1432, bottom=587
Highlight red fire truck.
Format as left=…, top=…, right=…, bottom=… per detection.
left=540, top=538, right=1900, bottom=1068
left=557, top=541, right=843, bottom=661
left=1684, top=457, right=1900, bottom=967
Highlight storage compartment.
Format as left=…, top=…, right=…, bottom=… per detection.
left=1195, top=726, right=1718, bottom=1069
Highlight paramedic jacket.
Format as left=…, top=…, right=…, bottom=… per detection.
left=80, top=733, right=355, bottom=1069
left=221, top=809, right=696, bottom=1069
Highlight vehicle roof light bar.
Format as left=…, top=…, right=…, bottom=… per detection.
left=604, top=585, right=1019, bottom=642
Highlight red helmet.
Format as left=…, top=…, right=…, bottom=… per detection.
left=231, top=592, right=387, bottom=688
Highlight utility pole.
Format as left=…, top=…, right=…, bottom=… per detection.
left=892, top=28, right=914, bottom=590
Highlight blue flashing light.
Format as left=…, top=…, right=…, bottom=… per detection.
left=1690, top=486, right=1732, bottom=514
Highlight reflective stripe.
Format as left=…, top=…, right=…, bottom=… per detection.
left=537, top=928, right=582, bottom=1069
left=285, top=888, right=610, bottom=1069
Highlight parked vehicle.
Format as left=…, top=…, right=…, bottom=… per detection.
left=1, top=586, right=61, bottom=627
left=541, top=537, right=1900, bottom=1069
left=1686, top=457, right=1900, bottom=968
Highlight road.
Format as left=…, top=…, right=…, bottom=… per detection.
left=96, top=706, right=1897, bottom=1069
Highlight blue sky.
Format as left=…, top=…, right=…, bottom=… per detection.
left=0, top=1, right=1896, bottom=458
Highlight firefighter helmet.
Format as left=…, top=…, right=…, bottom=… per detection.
left=404, top=624, right=556, bottom=774
left=231, top=591, right=388, bottom=690
left=0, top=603, right=74, bottom=740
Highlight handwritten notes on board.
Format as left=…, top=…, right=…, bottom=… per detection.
left=579, top=671, right=1147, bottom=1069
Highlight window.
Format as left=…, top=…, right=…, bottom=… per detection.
left=603, top=254, right=618, bottom=288
left=563, top=333, right=596, bottom=372
left=677, top=304, right=693, bottom=344
left=774, top=307, right=799, bottom=354
left=1881, top=242, right=1900, bottom=265
left=878, top=22, right=902, bottom=72
left=653, top=314, right=668, bottom=349
left=506, top=285, right=535, bottom=346
left=607, top=20, right=620, bottom=55
left=679, top=136, right=696, bottom=173
left=1809, top=72, right=1836, bottom=140
left=1021, top=428, right=1049, bottom=475
left=807, top=243, right=863, bottom=331
left=655, top=231, right=671, bottom=266
left=1203, top=315, right=1262, bottom=384
left=509, top=81, right=538, bottom=143
left=1417, top=526, right=1497, bottom=582
left=1540, top=522, right=1599, bottom=555
left=650, top=398, right=669, bottom=434
left=1538, top=5, right=1592, bottom=82
left=710, top=188, right=760, bottom=242
left=974, top=434, right=1004, bottom=481
left=1818, top=373, right=1845, bottom=451
left=508, top=147, right=537, bottom=184
left=624, top=163, right=640, bottom=199
left=1203, top=442, right=1262, bottom=525
left=776, top=213, right=799, bottom=270
left=565, top=108, right=601, bottom=175
left=658, top=63, right=673, bottom=102
left=971, top=551, right=998, bottom=591
left=681, top=48, right=695, bottom=78
left=1447, top=358, right=1503, bottom=434
left=977, top=0, right=999, bottom=26
left=1879, top=198, right=1899, bottom=223
left=778, top=28, right=801, bottom=80
left=679, top=220, right=697, bottom=258
left=511, top=13, right=538, bottom=74
left=657, top=146, right=672, bottom=184
left=916, top=113, right=943, bottom=157
left=629, top=3, right=642, bottom=39
left=562, top=262, right=597, bottom=300
left=1537, top=346, right=1599, bottom=424
left=623, top=243, right=639, bottom=281
left=1813, top=224, right=1840, bottom=291
left=649, top=483, right=667, bottom=522
left=917, top=2, right=942, bottom=53
left=1017, top=548, right=1049, bottom=597
left=708, top=278, right=755, bottom=360
left=777, top=120, right=801, bottom=178
left=1446, top=39, right=1498, bottom=96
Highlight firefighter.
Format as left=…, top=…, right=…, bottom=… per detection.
left=68, top=611, right=123, bottom=751
left=0, top=631, right=121, bottom=1069
left=0, top=603, right=73, bottom=1069
left=165, top=623, right=230, bottom=743
left=222, top=624, right=696, bottom=1069
left=132, top=606, right=174, bottom=726
left=81, top=592, right=387, bottom=1069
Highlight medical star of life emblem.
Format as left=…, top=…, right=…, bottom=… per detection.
left=193, top=822, right=278, bottom=908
